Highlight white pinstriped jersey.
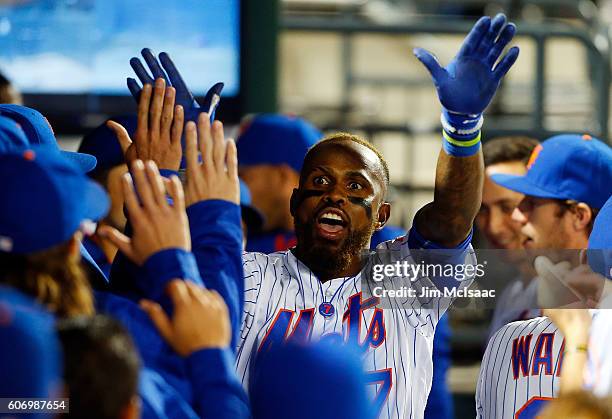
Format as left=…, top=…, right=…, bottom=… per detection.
left=487, top=277, right=540, bottom=342
left=476, top=317, right=564, bottom=419
left=237, top=235, right=476, bottom=419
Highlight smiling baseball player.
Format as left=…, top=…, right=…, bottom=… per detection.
left=119, top=13, right=519, bottom=419
left=227, top=14, right=519, bottom=419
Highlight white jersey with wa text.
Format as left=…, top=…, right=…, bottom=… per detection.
left=476, top=317, right=565, bottom=419
left=237, top=235, right=476, bottom=419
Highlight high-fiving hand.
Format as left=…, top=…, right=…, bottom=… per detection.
left=108, top=78, right=184, bottom=171
left=184, top=113, right=240, bottom=206
left=98, top=159, right=191, bottom=265
left=128, top=48, right=224, bottom=123
left=414, top=13, right=519, bottom=117
left=140, top=279, right=231, bottom=356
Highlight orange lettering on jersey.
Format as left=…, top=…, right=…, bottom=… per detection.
left=512, top=334, right=533, bottom=379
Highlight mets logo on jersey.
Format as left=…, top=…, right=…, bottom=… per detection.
left=526, top=144, right=543, bottom=170
left=257, top=292, right=391, bottom=413
left=258, top=292, right=386, bottom=354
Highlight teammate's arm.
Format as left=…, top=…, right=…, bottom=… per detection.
left=108, top=73, right=244, bottom=350
left=182, top=114, right=244, bottom=351
left=543, top=309, right=591, bottom=394
left=141, top=280, right=250, bottom=419
left=413, top=14, right=519, bottom=247
left=99, top=159, right=202, bottom=303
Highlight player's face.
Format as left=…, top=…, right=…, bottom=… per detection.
left=511, top=196, right=572, bottom=249
left=476, top=161, right=527, bottom=250
left=292, top=141, right=387, bottom=269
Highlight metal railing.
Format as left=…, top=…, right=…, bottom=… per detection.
left=281, top=13, right=611, bottom=142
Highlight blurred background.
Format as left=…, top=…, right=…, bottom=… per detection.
left=1, top=0, right=611, bottom=416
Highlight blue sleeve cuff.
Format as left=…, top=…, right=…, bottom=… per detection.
left=186, top=347, right=236, bottom=385
left=407, top=225, right=473, bottom=250
left=186, top=199, right=240, bottom=219
left=186, top=199, right=242, bottom=248
left=186, top=347, right=250, bottom=417
left=142, top=248, right=203, bottom=301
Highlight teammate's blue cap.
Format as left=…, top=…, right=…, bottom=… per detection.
left=588, top=194, right=612, bottom=280
left=491, top=134, right=612, bottom=209
left=240, top=179, right=265, bottom=233
left=250, top=341, right=376, bottom=419
left=236, top=114, right=322, bottom=172
left=0, top=104, right=97, bottom=173
left=78, top=115, right=135, bottom=177
left=0, top=115, right=29, bottom=153
left=0, top=148, right=109, bottom=254
left=0, top=286, right=62, bottom=401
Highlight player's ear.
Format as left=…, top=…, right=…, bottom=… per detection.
left=290, top=188, right=299, bottom=216
left=375, top=202, right=391, bottom=231
left=572, top=202, right=593, bottom=233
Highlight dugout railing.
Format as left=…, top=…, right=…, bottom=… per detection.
left=281, top=12, right=612, bottom=143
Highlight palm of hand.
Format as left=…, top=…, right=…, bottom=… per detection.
left=438, top=57, right=499, bottom=115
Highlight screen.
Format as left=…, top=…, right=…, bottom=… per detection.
left=0, top=0, right=240, bottom=97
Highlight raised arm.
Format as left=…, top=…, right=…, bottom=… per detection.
left=413, top=14, right=519, bottom=247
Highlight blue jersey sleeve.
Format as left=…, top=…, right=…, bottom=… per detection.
left=186, top=199, right=244, bottom=351
left=139, top=368, right=199, bottom=419
left=186, top=348, right=251, bottom=419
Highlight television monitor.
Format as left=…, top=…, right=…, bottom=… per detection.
left=0, top=0, right=242, bottom=131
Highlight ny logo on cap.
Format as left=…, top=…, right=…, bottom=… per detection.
left=526, top=144, right=543, bottom=170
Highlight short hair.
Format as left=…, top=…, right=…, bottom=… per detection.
left=57, top=315, right=140, bottom=419
left=556, top=200, right=600, bottom=235
left=483, top=136, right=540, bottom=167
left=303, top=132, right=390, bottom=188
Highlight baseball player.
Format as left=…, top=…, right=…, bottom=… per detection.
left=236, top=14, right=517, bottom=419
left=0, top=144, right=251, bottom=418
left=475, top=134, right=612, bottom=418
left=476, top=194, right=612, bottom=419
left=476, top=136, right=541, bottom=339
left=116, top=14, right=519, bottom=418
left=237, top=111, right=454, bottom=418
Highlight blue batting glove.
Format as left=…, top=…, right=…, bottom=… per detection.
left=127, top=48, right=224, bottom=122
left=414, top=14, right=519, bottom=132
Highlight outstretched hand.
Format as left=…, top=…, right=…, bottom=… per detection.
left=128, top=48, right=224, bottom=123
left=140, top=280, right=231, bottom=356
left=98, top=159, right=191, bottom=265
left=184, top=113, right=240, bottom=206
left=414, top=13, right=519, bottom=116
left=108, top=78, right=184, bottom=171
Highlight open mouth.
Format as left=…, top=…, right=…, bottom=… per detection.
left=316, top=208, right=348, bottom=240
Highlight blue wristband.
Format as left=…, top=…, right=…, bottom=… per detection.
left=441, top=108, right=483, bottom=134
left=442, top=130, right=481, bottom=157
